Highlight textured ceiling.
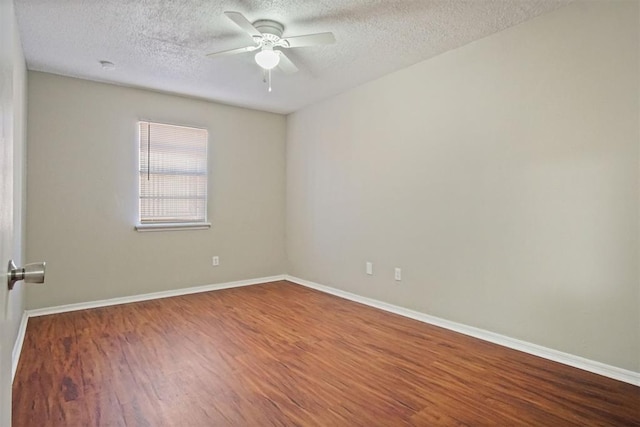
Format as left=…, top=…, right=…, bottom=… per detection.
left=15, top=0, right=571, bottom=114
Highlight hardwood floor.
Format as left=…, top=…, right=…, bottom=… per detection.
left=12, top=281, right=639, bottom=426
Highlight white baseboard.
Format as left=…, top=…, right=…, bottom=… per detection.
left=26, top=275, right=286, bottom=318
left=12, top=311, right=28, bottom=384
left=285, top=275, right=640, bottom=387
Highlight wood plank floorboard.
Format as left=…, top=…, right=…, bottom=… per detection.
left=12, top=281, right=640, bottom=426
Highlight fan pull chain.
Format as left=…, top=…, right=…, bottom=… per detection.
left=260, top=68, right=273, bottom=92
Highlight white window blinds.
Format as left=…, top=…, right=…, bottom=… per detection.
left=139, top=121, right=208, bottom=224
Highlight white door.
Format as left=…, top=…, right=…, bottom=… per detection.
left=0, top=142, right=13, bottom=426
left=0, top=0, right=16, bottom=423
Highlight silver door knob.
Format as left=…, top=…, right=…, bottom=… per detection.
left=7, top=260, right=46, bottom=290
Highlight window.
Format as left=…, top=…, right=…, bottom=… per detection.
left=136, top=121, right=210, bottom=231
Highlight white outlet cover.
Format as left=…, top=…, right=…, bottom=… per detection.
left=366, top=262, right=373, bottom=275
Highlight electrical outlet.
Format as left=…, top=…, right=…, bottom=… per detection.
left=366, top=262, right=373, bottom=275
left=212, top=256, right=219, bottom=266
left=394, top=267, right=402, bottom=281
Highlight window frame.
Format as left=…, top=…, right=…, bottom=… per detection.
left=134, top=120, right=211, bottom=232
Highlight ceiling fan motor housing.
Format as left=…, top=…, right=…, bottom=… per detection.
left=253, top=20, right=284, bottom=39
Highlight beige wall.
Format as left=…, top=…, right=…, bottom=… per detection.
left=26, top=72, right=286, bottom=309
left=286, top=1, right=639, bottom=371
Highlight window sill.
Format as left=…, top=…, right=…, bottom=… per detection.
left=135, top=222, right=211, bottom=232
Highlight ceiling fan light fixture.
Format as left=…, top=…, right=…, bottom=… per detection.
left=255, top=48, right=280, bottom=70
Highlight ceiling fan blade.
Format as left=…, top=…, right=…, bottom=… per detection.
left=281, top=32, right=335, bottom=48
left=224, top=11, right=262, bottom=38
left=206, top=45, right=258, bottom=58
left=277, top=51, right=298, bottom=74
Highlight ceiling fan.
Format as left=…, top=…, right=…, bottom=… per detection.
left=207, top=12, right=336, bottom=91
